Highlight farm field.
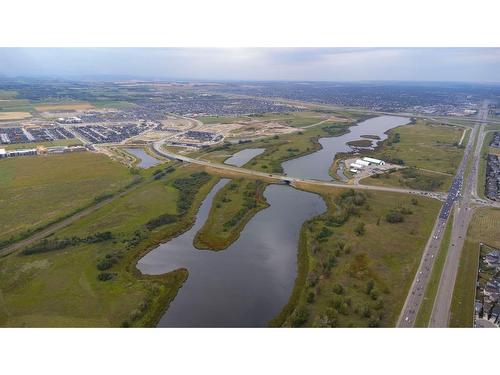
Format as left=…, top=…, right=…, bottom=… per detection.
left=34, top=102, right=94, bottom=111
left=194, top=178, right=269, bottom=250
left=0, top=164, right=219, bottom=327
left=0, top=152, right=134, bottom=247
left=271, top=183, right=441, bottom=327
left=449, top=208, right=500, bottom=327
left=0, top=112, right=32, bottom=120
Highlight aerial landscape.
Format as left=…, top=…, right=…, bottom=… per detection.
left=1, top=48, right=500, bottom=329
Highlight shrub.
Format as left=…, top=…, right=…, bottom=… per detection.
left=97, top=272, right=115, bottom=281
left=386, top=211, right=404, bottom=223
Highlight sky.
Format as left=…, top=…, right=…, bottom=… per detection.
left=1, top=48, right=500, bottom=82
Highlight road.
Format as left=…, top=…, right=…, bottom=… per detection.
left=151, top=140, right=447, bottom=200
left=428, top=101, right=489, bottom=327
left=397, top=100, right=489, bottom=327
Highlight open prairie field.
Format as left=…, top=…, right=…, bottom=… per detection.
left=272, top=183, right=440, bottom=327
left=449, top=208, right=500, bottom=327
left=0, top=152, right=134, bottom=246
left=369, top=120, right=464, bottom=174
left=0, top=165, right=219, bottom=327
left=0, top=112, right=32, bottom=121
left=198, top=111, right=350, bottom=128
left=34, top=102, right=94, bottom=111
left=363, top=168, right=453, bottom=192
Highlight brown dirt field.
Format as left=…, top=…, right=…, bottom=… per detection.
left=0, top=112, right=32, bottom=121
left=34, top=103, right=94, bottom=112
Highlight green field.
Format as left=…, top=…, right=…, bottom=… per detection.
left=0, top=165, right=219, bottom=327
left=198, top=111, right=352, bottom=128
left=0, top=152, right=134, bottom=247
left=449, top=208, right=500, bottom=327
left=194, top=178, right=269, bottom=250
left=414, top=211, right=454, bottom=327
left=0, top=99, right=34, bottom=113
left=365, top=168, right=453, bottom=192
left=367, top=120, right=465, bottom=174
left=271, top=184, right=441, bottom=327
left=1, top=139, right=83, bottom=150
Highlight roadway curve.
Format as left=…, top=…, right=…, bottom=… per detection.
left=151, top=140, right=447, bottom=200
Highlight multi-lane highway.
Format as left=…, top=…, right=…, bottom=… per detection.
left=428, top=102, right=489, bottom=327
left=397, top=101, right=489, bottom=327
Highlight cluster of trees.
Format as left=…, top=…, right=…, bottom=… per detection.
left=96, top=252, right=122, bottom=271
left=386, top=204, right=415, bottom=224
left=21, top=231, right=113, bottom=255
left=325, top=189, right=367, bottom=227
left=153, top=166, right=175, bottom=180
left=172, top=172, right=211, bottom=214
left=401, top=168, right=444, bottom=191
left=323, top=124, right=347, bottom=136
left=146, top=213, right=178, bottom=230
left=222, top=181, right=264, bottom=231
left=386, top=132, right=401, bottom=146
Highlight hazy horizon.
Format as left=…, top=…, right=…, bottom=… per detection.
left=1, top=48, right=500, bottom=83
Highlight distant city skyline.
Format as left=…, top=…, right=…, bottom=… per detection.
left=1, top=48, right=500, bottom=82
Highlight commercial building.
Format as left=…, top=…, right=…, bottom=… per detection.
left=362, top=157, right=385, bottom=165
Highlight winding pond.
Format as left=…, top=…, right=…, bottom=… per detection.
left=137, top=116, right=410, bottom=327
left=125, top=148, right=162, bottom=168
left=137, top=148, right=326, bottom=327
left=282, top=115, right=411, bottom=181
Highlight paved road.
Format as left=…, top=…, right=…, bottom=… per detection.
left=428, top=101, right=490, bottom=327
left=397, top=101, right=487, bottom=327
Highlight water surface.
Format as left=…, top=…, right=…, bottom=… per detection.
left=282, top=115, right=410, bottom=180
left=125, top=147, right=162, bottom=168
left=138, top=182, right=325, bottom=327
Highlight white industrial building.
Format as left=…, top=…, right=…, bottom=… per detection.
left=362, top=157, right=385, bottom=165
left=0, top=148, right=6, bottom=158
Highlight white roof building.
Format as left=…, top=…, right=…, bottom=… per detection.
left=0, top=148, right=6, bottom=157
left=355, top=159, right=370, bottom=166
left=350, top=162, right=364, bottom=169
left=362, top=157, right=385, bottom=165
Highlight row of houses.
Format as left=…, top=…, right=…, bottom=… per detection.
left=475, top=244, right=500, bottom=327
left=349, top=157, right=385, bottom=173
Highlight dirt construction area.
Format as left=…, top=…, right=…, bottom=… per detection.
left=197, top=120, right=299, bottom=139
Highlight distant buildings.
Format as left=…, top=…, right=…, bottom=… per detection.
left=485, top=132, right=500, bottom=201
